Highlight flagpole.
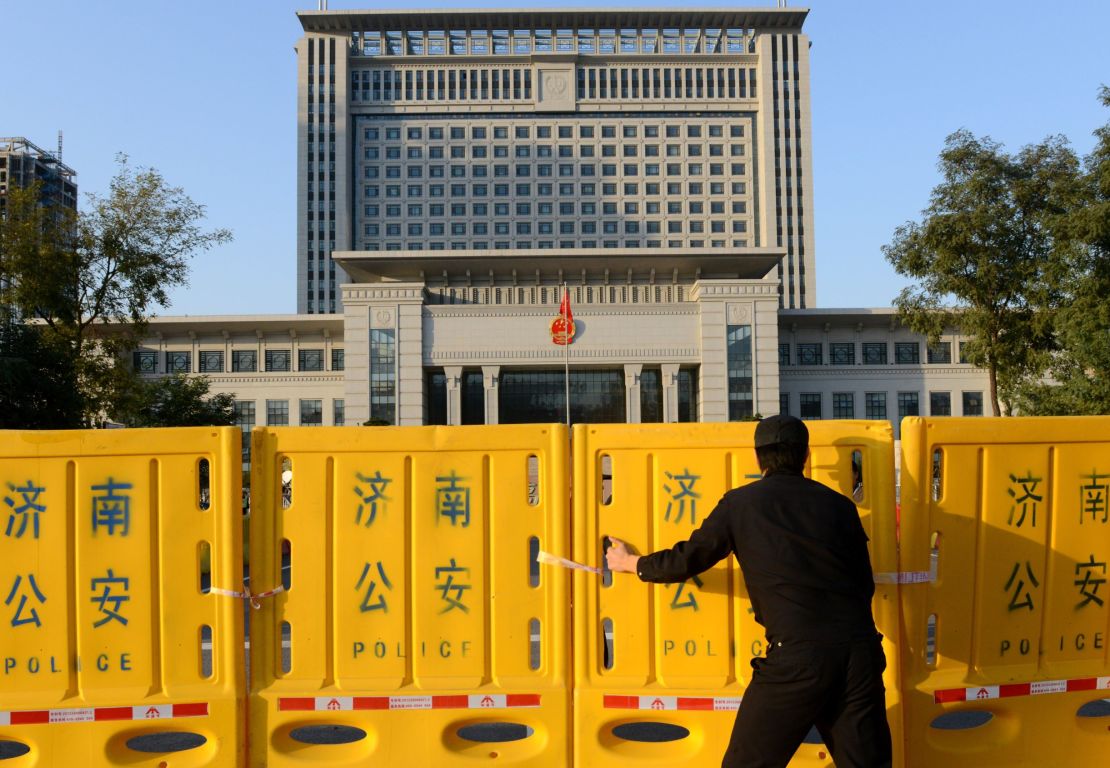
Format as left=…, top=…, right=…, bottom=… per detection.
left=563, top=283, right=571, bottom=429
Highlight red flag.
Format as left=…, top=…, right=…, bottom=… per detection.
left=559, top=287, right=574, bottom=327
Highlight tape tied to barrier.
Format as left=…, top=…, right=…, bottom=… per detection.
left=873, top=547, right=939, bottom=585
left=0, top=703, right=208, bottom=726
left=278, top=694, right=542, bottom=712
left=208, top=585, right=285, bottom=609
left=603, top=695, right=743, bottom=711
left=934, top=676, right=1110, bottom=703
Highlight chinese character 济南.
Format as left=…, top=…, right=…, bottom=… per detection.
left=90, top=569, right=131, bottom=627
left=3, top=480, right=46, bottom=539
left=1007, top=473, right=1043, bottom=528
left=435, top=558, right=472, bottom=614
left=355, top=561, right=393, bottom=612
left=91, top=478, right=134, bottom=536
left=663, top=469, right=701, bottom=525
left=436, top=471, right=471, bottom=527
left=354, top=471, right=392, bottom=527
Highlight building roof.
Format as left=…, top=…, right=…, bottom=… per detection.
left=298, top=8, right=809, bottom=34
left=334, top=247, right=784, bottom=283
left=143, top=314, right=344, bottom=335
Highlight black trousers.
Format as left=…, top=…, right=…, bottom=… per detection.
left=722, top=634, right=892, bottom=768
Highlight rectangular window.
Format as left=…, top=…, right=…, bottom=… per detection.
left=799, top=393, right=822, bottom=420
left=962, top=391, right=984, bottom=416
left=779, top=343, right=790, bottom=366
left=300, top=399, right=323, bottom=426
left=265, top=349, right=291, bottom=372
left=333, top=399, right=345, bottom=426
left=370, top=328, right=397, bottom=424
left=829, top=342, right=855, bottom=365
left=832, top=392, right=854, bottom=419
left=266, top=399, right=289, bottom=426
left=927, top=341, right=952, bottom=364
left=199, top=350, right=224, bottom=373
left=797, top=343, right=822, bottom=366
left=677, top=368, right=698, bottom=422
left=897, top=392, right=920, bottom=420
left=165, top=351, right=191, bottom=374
left=779, top=392, right=789, bottom=417
left=133, top=350, right=158, bottom=374
left=862, top=343, right=887, bottom=365
left=930, top=391, right=952, bottom=416
left=865, top=392, right=887, bottom=420
left=233, top=400, right=255, bottom=464
left=332, top=348, right=345, bottom=371
left=726, top=324, right=753, bottom=421
left=959, top=341, right=973, bottom=364
left=895, top=342, right=920, bottom=364
left=232, top=350, right=257, bottom=372
left=298, top=348, right=324, bottom=372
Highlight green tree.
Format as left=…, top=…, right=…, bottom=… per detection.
left=114, top=374, right=236, bottom=428
left=882, top=130, right=1082, bottom=416
left=0, top=155, right=231, bottom=426
left=1014, top=87, right=1110, bottom=414
left=0, top=323, right=83, bottom=428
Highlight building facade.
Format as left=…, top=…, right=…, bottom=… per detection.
left=0, top=137, right=77, bottom=213
left=129, top=7, right=993, bottom=445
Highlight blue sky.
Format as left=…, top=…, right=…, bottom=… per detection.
left=4, top=0, right=1107, bottom=314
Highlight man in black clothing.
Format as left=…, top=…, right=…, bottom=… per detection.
left=606, top=414, right=892, bottom=768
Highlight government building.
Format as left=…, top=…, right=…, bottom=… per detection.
left=127, top=7, right=992, bottom=462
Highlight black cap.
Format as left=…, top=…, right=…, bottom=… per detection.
left=754, top=414, right=809, bottom=449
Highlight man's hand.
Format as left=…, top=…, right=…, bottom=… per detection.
left=606, top=537, right=640, bottom=574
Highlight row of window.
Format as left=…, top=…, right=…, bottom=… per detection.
left=363, top=161, right=747, bottom=180
left=352, top=67, right=532, bottom=102
left=577, top=66, right=756, bottom=101
left=425, top=284, right=688, bottom=306
left=361, top=179, right=747, bottom=199
left=350, top=27, right=755, bottom=58
left=134, top=348, right=344, bottom=375
left=365, top=200, right=747, bottom=218
left=783, top=391, right=985, bottom=420
left=360, top=238, right=747, bottom=251
left=779, top=341, right=966, bottom=367
left=362, top=122, right=745, bottom=142
left=366, top=219, right=747, bottom=236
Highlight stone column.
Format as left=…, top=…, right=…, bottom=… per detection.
left=624, top=363, right=643, bottom=424
left=482, top=365, right=500, bottom=425
left=444, top=365, right=463, bottom=426
left=661, top=363, right=680, bottom=423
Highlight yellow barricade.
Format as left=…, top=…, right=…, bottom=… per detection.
left=0, top=428, right=245, bottom=766
left=572, top=422, right=902, bottom=768
left=249, top=425, right=570, bottom=767
left=899, top=417, right=1110, bottom=766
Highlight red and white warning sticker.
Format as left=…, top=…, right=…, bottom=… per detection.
left=0, top=702, right=207, bottom=726
left=604, top=695, right=742, bottom=711
left=934, top=676, right=1110, bottom=703
left=278, top=694, right=541, bottom=712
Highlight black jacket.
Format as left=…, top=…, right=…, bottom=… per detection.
left=635, top=469, right=877, bottom=644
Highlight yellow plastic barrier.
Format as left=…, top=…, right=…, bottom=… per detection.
left=249, top=425, right=570, bottom=767
left=572, top=422, right=902, bottom=768
left=899, top=417, right=1110, bottom=766
left=0, top=428, right=245, bottom=766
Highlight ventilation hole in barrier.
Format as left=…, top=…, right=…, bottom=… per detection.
left=529, top=617, right=541, bottom=670
left=925, top=613, right=937, bottom=667
left=1078, top=699, right=1110, bottom=718
left=199, top=624, right=213, bottom=679
left=602, top=617, right=615, bottom=670
left=930, top=711, right=993, bottom=730
left=612, top=722, right=689, bottom=742
left=198, top=541, right=212, bottom=595
left=282, top=539, right=292, bottom=590
left=528, top=536, right=540, bottom=587
left=281, top=456, right=293, bottom=509
left=457, top=723, right=534, bottom=743
left=281, top=620, right=292, bottom=674
left=527, top=454, right=540, bottom=506
left=932, top=448, right=943, bottom=502
left=851, top=450, right=864, bottom=503
left=802, top=725, right=824, bottom=744
left=198, top=458, right=211, bottom=510
left=289, top=725, right=367, bottom=745
left=0, top=741, right=30, bottom=759
left=601, top=537, right=613, bottom=588
left=600, top=454, right=613, bottom=505
left=125, top=732, right=207, bottom=753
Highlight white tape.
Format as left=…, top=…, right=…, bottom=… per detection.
left=874, top=548, right=938, bottom=585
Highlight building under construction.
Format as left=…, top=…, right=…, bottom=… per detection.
left=0, top=136, right=77, bottom=213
